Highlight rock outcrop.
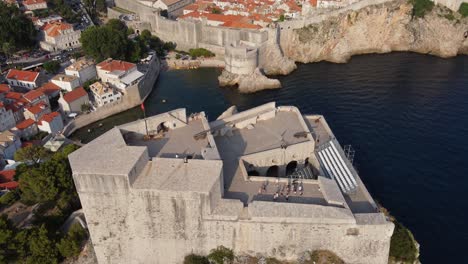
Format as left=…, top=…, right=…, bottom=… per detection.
left=259, top=42, right=297, bottom=75
left=282, top=0, right=468, bottom=63
left=218, top=68, right=281, bottom=93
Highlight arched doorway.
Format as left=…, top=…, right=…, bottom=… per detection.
left=157, top=122, right=168, bottom=133
left=266, top=165, right=279, bottom=177
left=248, top=170, right=260, bottom=176
left=286, top=161, right=298, bottom=175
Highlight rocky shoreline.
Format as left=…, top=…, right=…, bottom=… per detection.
left=220, top=0, right=468, bottom=93
left=283, top=0, right=468, bottom=64
left=218, top=68, right=281, bottom=93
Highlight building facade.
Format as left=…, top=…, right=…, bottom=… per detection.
left=0, top=131, right=21, bottom=159
left=90, top=81, right=122, bottom=107
left=38, top=112, right=64, bottom=134
left=70, top=103, right=394, bottom=264
left=0, top=103, right=17, bottom=132
left=65, top=58, right=97, bottom=85
left=39, top=22, right=81, bottom=52
left=6, top=69, right=40, bottom=90
left=51, top=74, right=81, bottom=92
left=58, top=87, right=90, bottom=114
left=13, top=119, right=38, bottom=140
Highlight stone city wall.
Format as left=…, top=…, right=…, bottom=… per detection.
left=113, top=0, right=269, bottom=53
left=73, top=169, right=393, bottom=264
left=62, top=57, right=160, bottom=136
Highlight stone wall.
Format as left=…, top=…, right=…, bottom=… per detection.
left=63, top=57, right=160, bottom=136
left=73, top=169, right=393, bottom=264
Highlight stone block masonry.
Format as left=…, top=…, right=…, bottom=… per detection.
left=69, top=103, right=394, bottom=264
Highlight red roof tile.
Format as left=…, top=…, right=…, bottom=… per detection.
left=62, top=87, right=87, bottom=103
left=0, top=170, right=15, bottom=183
left=43, top=22, right=72, bottom=37
left=23, top=0, right=46, bottom=5
left=16, top=118, right=36, bottom=130
left=96, top=59, right=135, bottom=72
left=0, top=84, right=10, bottom=94
left=37, top=82, right=61, bottom=96
left=38, top=111, right=60, bottom=125
left=6, top=69, right=39, bottom=83
left=25, top=102, right=48, bottom=115
left=222, top=20, right=262, bottom=29
left=23, top=89, right=45, bottom=102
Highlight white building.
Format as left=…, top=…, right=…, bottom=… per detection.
left=58, top=87, right=90, bottom=114
left=6, top=69, right=40, bottom=90
left=12, top=119, right=38, bottom=140
left=0, top=131, right=21, bottom=160
left=37, top=111, right=63, bottom=134
left=90, top=81, right=122, bottom=107
left=65, top=57, right=97, bottom=85
left=23, top=0, right=47, bottom=11
left=39, top=22, right=81, bottom=52
left=96, top=59, right=143, bottom=91
left=51, top=74, right=80, bottom=92
left=0, top=102, right=16, bottom=132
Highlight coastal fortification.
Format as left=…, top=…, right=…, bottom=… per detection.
left=69, top=102, right=394, bottom=264
left=110, top=0, right=467, bottom=92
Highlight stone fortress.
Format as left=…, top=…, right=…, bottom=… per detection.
left=69, top=102, right=394, bottom=264
left=109, top=0, right=468, bottom=92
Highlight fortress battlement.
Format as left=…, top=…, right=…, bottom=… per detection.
left=70, top=103, right=394, bottom=264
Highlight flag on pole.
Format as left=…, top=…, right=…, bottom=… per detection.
left=140, top=103, right=145, bottom=112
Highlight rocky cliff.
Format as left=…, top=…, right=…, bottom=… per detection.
left=218, top=68, right=281, bottom=93
left=283, top=0, right=468, bottom=63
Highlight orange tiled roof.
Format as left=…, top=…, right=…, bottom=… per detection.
left=6, top=69, right=39, bottom=83
left=23, top=89, right=45, bottom=102
left=25, top=102, right=48, bottom=115
left=0, top=84, right=10, bottom=94
left=23, top=0, right=46, bottom=5
left=62, top=87, right=87, bottom=103
left=16, top=118, right=36, bottom=130
left=96, top=59, right=135, bottom=72
left=0, top=170, right=17, bottom=190
left=43, top=22, right=72, bottom=37
left=38, top=111, right=60, bottom=125
left=222, top=20, right=262, bottom=29
left=37, top=82, right=61, bottom=96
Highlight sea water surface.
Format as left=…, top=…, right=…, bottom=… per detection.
left=72, top=53, right=468, bottom=263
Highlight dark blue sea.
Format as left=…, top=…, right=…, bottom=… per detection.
left=73, top=52, right=468, bottom=263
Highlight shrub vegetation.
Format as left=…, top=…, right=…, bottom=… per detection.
left=459, top=3, right=468, bottom=17
left=409, top=0, right=434, bottom=18
left=207, top=246, right=234, bottom=264
left=183, top=254, right=210, bottom=264
left=389, top=221, right=418, bottom=263
left=188, top=48, right=215, bottom=58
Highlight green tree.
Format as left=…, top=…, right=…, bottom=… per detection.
left=80, top=25, right=129, bottom=62
left=57, top=223, right=87, bottom=258
left=14, top=145, right=50, bottom=165
left=106, top=19, right=128, bottom=33
left=43, top=61, right=61, bottom=74
left=0, top=215, right=17, bottom=262
left=19, top=167, right=59, bottom=204
left=0, top=2, right=37, bottom=51
left=279, top=14, right=285, bottom=22
left=24, top=225, right=59, bottom=264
